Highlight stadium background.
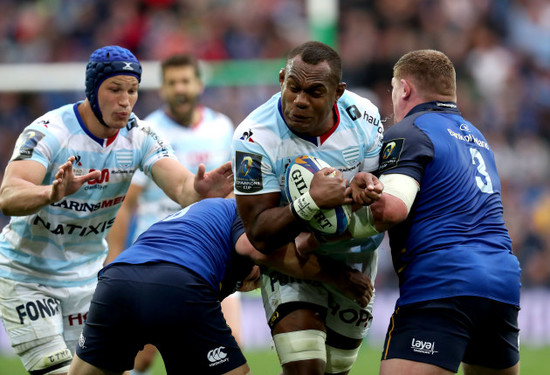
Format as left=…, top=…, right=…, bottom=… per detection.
left=0, top=0, right=549, bottom=373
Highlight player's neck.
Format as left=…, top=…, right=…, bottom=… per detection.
left=170, top=107, right=202, bottom=128
left=78, top=101, right=120, bottom=139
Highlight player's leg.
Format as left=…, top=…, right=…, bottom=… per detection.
left=380, top=358, right=454, bottom=375
left=272, top=308, right=328, bottom=375
left=461, top=298, right=520, bottom=375
left=130, top=344, right=157, bottom=375
left=75, top=265, right=149, bottom=374
left=261, top=268, right=332, bottom=375
left=221, top=292, right=243, bottom=346
left=380, top=298, right=476, bottom=375
left=322, top=285, right=374, bottom=375
left=68, top=353, right=123, bottom=375
left=320, top=249, right=378, bottom=375
left=461, top=363, right=519, bottom=375
left=144, top=263, right=247, bottom=374
left=0, top=277, right=73, bottom=375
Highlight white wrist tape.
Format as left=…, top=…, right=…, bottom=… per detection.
left=348, top=206, right=379, bottom=238
left=290, top=192, right=320, bottom=221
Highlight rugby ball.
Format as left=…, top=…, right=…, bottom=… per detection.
left=285, top=155, right=352, bottom=236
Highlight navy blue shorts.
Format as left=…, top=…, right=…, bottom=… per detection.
left=76, top=262, right=246, bottom=374
left=381, top=296, right=520, bottom=373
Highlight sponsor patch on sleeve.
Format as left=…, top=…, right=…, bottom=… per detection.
left=13, top=129, right=46, bottom=160
left=379, top=138, right=404, bottom=171
left=235, top=151, right=263, bottom=193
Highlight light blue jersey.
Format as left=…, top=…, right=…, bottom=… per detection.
left=0, top=102, right=177, bottom=287
left=130, top=106, right=234, bottom=240
left=232, top=90, right=384, bottom=263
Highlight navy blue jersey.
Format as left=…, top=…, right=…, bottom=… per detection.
left=379, top=101, right=521, bottom=307
left=103, top=198, right=253, bottom=299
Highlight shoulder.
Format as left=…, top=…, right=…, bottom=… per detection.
left=203, top=106, right=235, bottom=128
left=233, top=93, right=286, bottom=144
left=337, top=90, right=381, bottom=132
left=339, top=90, right=380, bottom=117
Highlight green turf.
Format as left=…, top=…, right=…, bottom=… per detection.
left=1, top=345, right=548, bottom=374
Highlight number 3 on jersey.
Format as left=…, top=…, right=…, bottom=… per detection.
left=470, top=148, right=493, bottom=194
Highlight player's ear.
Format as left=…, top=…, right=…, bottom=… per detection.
left=279, top=68, right=285, bottom=87
left=401, top=78, right=413, bottom=99
left=335, top=82, right=346, bottom=100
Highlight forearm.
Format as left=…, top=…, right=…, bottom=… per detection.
left=247, top=205, right=306, bottom=252
left=105, top=210, right=132, bottom=264
left=176, top=174, right=201, bottom=208
left=0, top=181, right=52, bottom=216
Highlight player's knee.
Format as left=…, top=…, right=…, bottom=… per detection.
left=13, top=336, right=73, bottom=375
left=272, top=329, right=327, bottom=365
left=325, top=345, right=360, bottom=374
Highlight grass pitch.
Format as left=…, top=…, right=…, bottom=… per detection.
left=1, top=344, right=548, bottom=374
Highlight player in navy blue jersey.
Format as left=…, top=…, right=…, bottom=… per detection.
left=350, top=49, right=521, bottom=375
left=67, top=198, right=372, bottom=375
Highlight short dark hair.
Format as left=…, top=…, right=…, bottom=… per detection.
left=161, top=54, right=201, bottom=79
left=286, top=41, right=342, bottom=85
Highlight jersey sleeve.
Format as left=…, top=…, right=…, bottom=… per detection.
left=378, top=116, right=434, bottom=183
left=9, top=114, right=62, bottom=170
left=135, top=120, right=177, bottom=178
left=232, top=125, right=280, bottom=195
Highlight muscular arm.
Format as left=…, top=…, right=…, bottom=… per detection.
left=105, top=183, right=143, bottom=264
left=0, top=157, right=101, bottom=216
left=150, top=158, right=200, bottom=208
left=235, top=233, right=372, bottom=306
left=236, top=193, right=305, bottom=253
left=151, top=159, right=234, bottom=209
left=236, top=168, right=351, bottom=253
left=370, top=173, right=419, bottom=232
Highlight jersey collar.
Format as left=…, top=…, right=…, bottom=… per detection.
left=405, top=101, right=460, bottom=118
left=74, top=102, right=119, bottom=147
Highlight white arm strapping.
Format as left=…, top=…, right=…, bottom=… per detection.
left=379, top=173, right=419, bottom=213
left=348, top=174, right=419, bottom=239
left=348, top=205, right=378, bottom=238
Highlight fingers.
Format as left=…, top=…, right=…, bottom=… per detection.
left=195, top=163, right=206, bottom=179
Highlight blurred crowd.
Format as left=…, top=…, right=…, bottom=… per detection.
left=0, top=0, right=549, bottom=288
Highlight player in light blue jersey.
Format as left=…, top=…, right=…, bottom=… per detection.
left=106, top=54, right=237, bottom=375
left=357, top=50, right=521, bottom=375
left=0, top=46, right=233, bottom=375
left=232, top=41, right=384, bottom=375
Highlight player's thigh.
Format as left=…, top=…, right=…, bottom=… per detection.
left=68, top=352, right=123, bottom=375
left=145, top=264, right=246, bottom=374
left=380, top=358, right=454, bottom=375
left=0, top=277, right=65, bottom=346
left=76, top=267, right=146, bottom=373
left=462, top=298, right=520, bottom=371
left=223, top=363, right=251, bottom=375
left=0, top=277, right=75, bottom=373
left=462, top=362, right=519, bottom=375
left=381, top=299, right=471, bottom=374
left=261, top=269, right=330, bottom=329
left=61, top=281, right=96, bottom=354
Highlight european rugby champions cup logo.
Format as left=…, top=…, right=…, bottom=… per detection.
left=235, top=151, right=262, bottom=193
left=379, top=138, right=404, bottom=170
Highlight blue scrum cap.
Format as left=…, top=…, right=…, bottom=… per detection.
left=85, top=45, right=142, bottom=126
